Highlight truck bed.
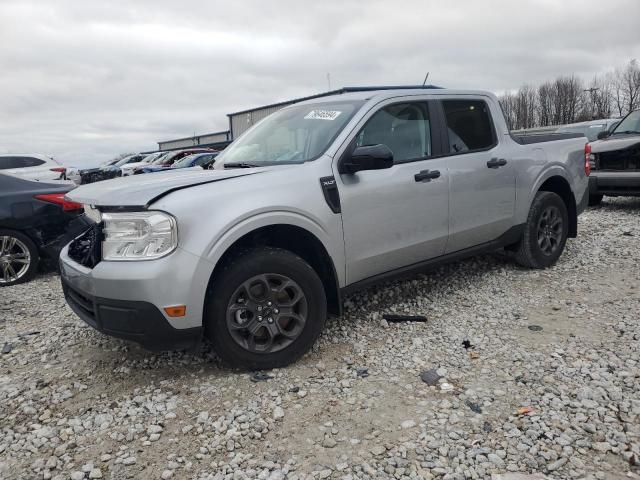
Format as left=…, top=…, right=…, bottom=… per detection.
left=511, top=132, right=585, bottom=145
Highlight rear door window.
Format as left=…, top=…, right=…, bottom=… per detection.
left=0, top=156, right=46, bottom=169
left=442, top=100, right=496, bottom=153
left=355, top=102, right=432, bottom=162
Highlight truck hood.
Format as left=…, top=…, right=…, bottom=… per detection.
left=66, top=168, right=265, bottom=207
left=590, top=134, right=640, bottom=154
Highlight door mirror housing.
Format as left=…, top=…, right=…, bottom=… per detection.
left=597, top=130, right=610, bottom=140
left=340, top=144, right=394, bottom=174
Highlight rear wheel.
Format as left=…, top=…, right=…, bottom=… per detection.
left=0, top=230, right=39, bottom=287
left=205, top=247, right=327, bottom=369
left=588, top=194, right=603, bottom=206
left=512, top=191, right=569, bottom=269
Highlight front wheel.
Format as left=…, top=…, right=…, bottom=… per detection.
left=0, top=230, right=39, bottom=287
left=204, top=247, right=327, bottom=370
left=512, top=191, right=569, bottom=269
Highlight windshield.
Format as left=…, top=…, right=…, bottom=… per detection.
left=612, top=110, right=640, bottom=134
left=217, top=100, right=364, bottom=167
left=173, top=154, right=200, bottom=168
left=141, top=152, right=162, bottom=163
left=151, top=152, right=171, bottom=165
left=114, top=155, right=137, bottom=167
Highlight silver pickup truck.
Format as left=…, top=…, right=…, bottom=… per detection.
left=60, top=87, right=590, bottom=369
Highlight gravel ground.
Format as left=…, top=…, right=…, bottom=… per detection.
left=1, top=198, right=639, bottom=480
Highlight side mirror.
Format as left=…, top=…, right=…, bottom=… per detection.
left=597, top=130, right=609, bottom=140
left=340, top=144, right=394, bottom=174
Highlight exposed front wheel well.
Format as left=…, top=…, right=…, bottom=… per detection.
left=206, top=224, right=341, bottom=317
left=537, top=176, right=577, bottom=238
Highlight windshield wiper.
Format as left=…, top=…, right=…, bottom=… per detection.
left=613, top=130, right=640, bottom=135
left=224, top=162, right=260, bottom=169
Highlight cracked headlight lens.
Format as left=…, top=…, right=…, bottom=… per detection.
left=102, top=211, right=177, bottom=261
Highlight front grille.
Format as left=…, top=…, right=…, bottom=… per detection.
left=597, top=148, right=640, bottom=171
left=68, top=223, right=102, bottom=268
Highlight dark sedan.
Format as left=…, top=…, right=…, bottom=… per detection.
left=0, top=173, right=91, bottom=286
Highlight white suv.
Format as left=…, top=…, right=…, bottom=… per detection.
left=0, top=154, right=67, bottom=181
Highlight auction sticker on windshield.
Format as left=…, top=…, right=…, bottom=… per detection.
left=304, top=110, right=342, bottom=121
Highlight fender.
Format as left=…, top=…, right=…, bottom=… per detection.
left=529, top=164, right=573, bottom=203
left=203, top=210, right=346, bottom=287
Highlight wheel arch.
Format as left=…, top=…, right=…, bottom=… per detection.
left=535, top=174, right=577, bottom=238
left=205, top=223, right=342, bottom=317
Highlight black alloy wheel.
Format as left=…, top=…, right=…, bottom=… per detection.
left=226, top=273, right=308, bottom=354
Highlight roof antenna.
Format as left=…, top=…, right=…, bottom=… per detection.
left=422, top=72, right=430, bottom=86
left=327, top=73, right=331, bottom=91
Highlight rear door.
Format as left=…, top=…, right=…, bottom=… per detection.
left=335, top=99, right=450, bottom=285
left=435, top=97, right=516, bottom=253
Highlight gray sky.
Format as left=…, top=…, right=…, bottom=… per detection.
left=1, top=0, right=638, bottom=167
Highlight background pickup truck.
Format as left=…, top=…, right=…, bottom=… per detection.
left=60, top=86, right=590, bottom=369
left=586, top=108, right=640, bottom=205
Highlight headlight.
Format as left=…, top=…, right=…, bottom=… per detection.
left=102, top=211, right=177, bottom=261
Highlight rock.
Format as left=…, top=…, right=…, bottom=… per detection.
left=420, top=369, right=442, bottom=386
left=88, top=469, right=102, bottom=479
left=400, top=420, right=416, bottom=429
left=161, top=470, right=173, bottom=479
left=546, top=457, right=567, bottom=471
left=273, top=406, right=285, bottom=420
left=370, top=445, right=386, bottom=456
left=322, top=437, right=337, bottom=448
left=147, top=424, right=163, bottom=434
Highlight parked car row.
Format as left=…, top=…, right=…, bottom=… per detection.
left=77, top=149, right=219, bottom=184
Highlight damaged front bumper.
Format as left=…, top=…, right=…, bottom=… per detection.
left=59, top=243, right=210, bottom=351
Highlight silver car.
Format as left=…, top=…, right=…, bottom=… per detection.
left=60, top=87, right=589, bottom=369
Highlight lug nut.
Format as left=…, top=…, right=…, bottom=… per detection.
left=267, top=317, right=273, bottom=323
left=267, top=301, right=272, bottom=306
left=273, top=308, right=279, bottom=314
left=257, top=316, right=263, bottom=322
left=257, top=305, right=263, bottom=311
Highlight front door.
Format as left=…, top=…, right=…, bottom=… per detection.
left=335, top=100, right=450, bottom=285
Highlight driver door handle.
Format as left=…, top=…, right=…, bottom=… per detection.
left=414, top=169, right=441, bottom=182
left=487, top=158, right=507, bottom=168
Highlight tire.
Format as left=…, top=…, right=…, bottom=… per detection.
left=204, top=247, right=327, bottom=370
left=0, top=229, right=39, bottom=287
left=588, top=194, right=603, bottom=206
left=512, top=191, right=569, bottom=269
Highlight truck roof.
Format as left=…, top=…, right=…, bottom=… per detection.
left=294, top=87, right=498, bottom=106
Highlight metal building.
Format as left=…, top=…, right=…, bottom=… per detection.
left=157, top=130, right=230, bottom=152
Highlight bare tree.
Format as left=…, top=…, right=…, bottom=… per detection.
left=498, top=92, right=517, bottom=130
left=514, top=85, right=537, bottom=129
left=612, top=59, right=640, bottom=115
left=537, top=81, right=555, bottom=126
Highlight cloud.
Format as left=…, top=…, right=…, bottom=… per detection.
left=0, top=0, right=638, bottom=166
